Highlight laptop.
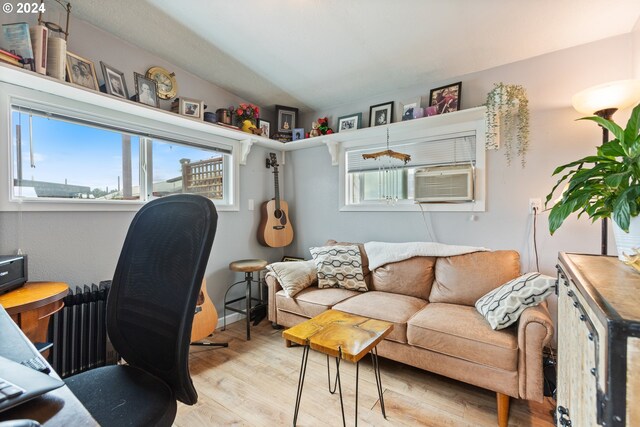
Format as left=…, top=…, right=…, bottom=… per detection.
left=0, top=305, right=64, bottom=412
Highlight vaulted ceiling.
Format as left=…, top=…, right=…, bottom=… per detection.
left=72, top=0, right=640, bottom=112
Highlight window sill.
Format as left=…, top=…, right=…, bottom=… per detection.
left=1, top=198, right=239, bottom=212
left=340, top=201, right=485, bottom=212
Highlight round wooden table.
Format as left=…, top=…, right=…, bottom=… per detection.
left=0, top=281, right=69, bottom=343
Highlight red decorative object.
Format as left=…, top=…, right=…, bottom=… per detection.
left=229, top=103, right=260, bottom=127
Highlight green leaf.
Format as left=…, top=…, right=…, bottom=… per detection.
left=604, top=172, right=629, bottom=188
left=580, top=116, right=625, bottom=143
left=599, top=140, right=626, bottom=157
left=624, top=103, right=640, bottom=147
left=613, top=195, right=631, bottom=232
left=551, top=156, right=613, bottom=175
left=548, top=204, right=572, bottom=234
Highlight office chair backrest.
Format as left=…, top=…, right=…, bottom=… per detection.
left=106, top=194, right=217, bottom=405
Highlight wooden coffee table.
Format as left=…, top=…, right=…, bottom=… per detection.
left=283, top=309, right=394, bottom=426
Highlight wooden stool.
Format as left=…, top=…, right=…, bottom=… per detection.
left=222, top=259, right=268, bottom=340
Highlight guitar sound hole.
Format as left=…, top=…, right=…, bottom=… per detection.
left=274, top=209, right=282, bottom=219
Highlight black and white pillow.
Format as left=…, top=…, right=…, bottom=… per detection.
left=309, top=245, right=368, bottom=292
left=475, top=272, right=556, bottom=330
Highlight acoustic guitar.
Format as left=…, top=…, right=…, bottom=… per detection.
left=258, top=152, right=294, bottom=247
left=191, top=279, right=218, bottom=343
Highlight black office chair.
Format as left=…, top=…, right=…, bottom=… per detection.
left=65, top=194, right=218, bottom=427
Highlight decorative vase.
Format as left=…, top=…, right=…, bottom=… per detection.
left=612, top=216, right=640, bottom=260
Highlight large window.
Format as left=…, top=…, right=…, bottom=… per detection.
left=9, top=105, right=233, bottom=207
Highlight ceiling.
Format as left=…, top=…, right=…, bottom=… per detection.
left=71, top=0, right=640, bottom=112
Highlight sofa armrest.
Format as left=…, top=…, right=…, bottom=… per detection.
left=517, top=302, right=554, bottom=401
left=265, top=273, right=282, bottom=324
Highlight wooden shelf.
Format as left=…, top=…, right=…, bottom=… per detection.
left=0, top=63, right=488, bottom=165
left=0, top=63, right=284, bottom=163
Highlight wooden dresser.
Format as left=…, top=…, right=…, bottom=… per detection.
left=557, top=253, right=640, bottom=426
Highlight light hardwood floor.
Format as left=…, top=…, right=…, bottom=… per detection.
left=177, top=321, right=555, bottom=426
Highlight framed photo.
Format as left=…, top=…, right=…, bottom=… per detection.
left=179, top=97, right=204, bottom=120
left=292, top=128, right=305, bottom=141
left=281, top=256, right=305, bottom=262
left=66, top=52, right=99, bottom=90
left=276, top=105, right=298, bottom=133
left=257, top=118, right=271, bottom=138
left=100, top=62, right=129, bottom=99
left=337, top=113, right=362, bottom=132
left=429, top=82, right=461, bottom=115
left=400, top=97, right=421, bottom=121
left=134, top=72, right=159, bottom=107
left=369, top=101, right=394, bottom=127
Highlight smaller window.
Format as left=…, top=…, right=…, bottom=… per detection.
left=345, top=134, right=476, bottom=206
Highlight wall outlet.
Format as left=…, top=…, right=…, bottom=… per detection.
left=529, top=198, right=542, bottom=214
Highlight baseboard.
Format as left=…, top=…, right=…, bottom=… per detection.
left=217, top=312, right=244, bottom=329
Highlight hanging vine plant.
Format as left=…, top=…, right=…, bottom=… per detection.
left=485, top=83, right=530, bottom=166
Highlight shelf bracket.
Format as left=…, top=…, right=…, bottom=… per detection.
left=323, top=139, right=339, bottom=166
left=239, top=138, right=256, bottom=165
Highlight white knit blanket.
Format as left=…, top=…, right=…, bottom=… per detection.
left=364, top=241, right=490, bottom=270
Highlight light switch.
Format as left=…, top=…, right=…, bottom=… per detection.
left=248, top=199, right=254, bottom=211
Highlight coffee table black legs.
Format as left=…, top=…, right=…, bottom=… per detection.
left=293, top=346, right=386, bottom=426
left=292, top=345, right=310, bottom=427
left=371, top=347, right=386, bottom=418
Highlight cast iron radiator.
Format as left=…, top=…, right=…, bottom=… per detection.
left=47, top=281, right=118, bottom=378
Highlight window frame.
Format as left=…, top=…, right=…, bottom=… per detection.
left=0, top=82, right=240, bottom=211
left=338, top=113, right=487, bottom=212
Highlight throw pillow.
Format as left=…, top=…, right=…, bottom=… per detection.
left=309, top=245, right=368, bottom=292
left=475, top=272, right=556, bottom=330
left=266, top=260, right=317, bottom=297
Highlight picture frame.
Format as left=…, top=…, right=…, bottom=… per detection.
left=429, top=82, right=462, bottom=115
left=100, top=61, right=129, bottom=99
left=399, top=97, right=421, bottom=121
left=276, top=105, right=298, bottom=133
left=369, top=101, right=394, bottom=127
left=65, top=52, right=99, bottom=90
left=292, top=128, right=305, bottom=141
left=179, top=97, right=204, bottom=120
left=337, top=112, right=362, bottom=132
left=281, top=256, right=305, bottom=262
left=134, top=72, right=159, bottom=107
left=257, top=118, right=271, bottom=138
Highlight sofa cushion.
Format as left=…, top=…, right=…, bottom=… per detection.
left=475, top=272, right=556, bottom=330
left=428, top=250, right=520, bottom=306
left=332, top=291, right=428, bottom=344
left=266, top=260, right=317, bottom=297
left=407, top=303, right=518, bottom=371
left=276, top=286, right=359, bottom=319
left=371, top=256, right=435, bottom=299
left=310, top=245, right=368, bottom=292
left=325, top=239, right=372, bottom=287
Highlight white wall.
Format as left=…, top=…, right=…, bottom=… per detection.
left=290, top=34, right=635, bottom=272
left=0, top=15, right=283, bottom=316
left=287, top=34, right=636, bottom=344
left=634, top=17, right=640, bottom=78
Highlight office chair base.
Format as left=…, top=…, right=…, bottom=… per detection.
left=191, top=334, right=228, bottom=349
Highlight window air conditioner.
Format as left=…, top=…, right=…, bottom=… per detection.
left=414, top=164, right=474, bottom=203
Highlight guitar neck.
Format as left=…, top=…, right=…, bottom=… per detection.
left=273, top=169, right=281, bottom=210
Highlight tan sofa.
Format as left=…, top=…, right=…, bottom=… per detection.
left=266, top=242, right=554, bottom=427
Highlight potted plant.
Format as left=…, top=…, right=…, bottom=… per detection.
left=485, top=83, right=530, bottom=166
left=546, top=104, right=640, bottom=259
